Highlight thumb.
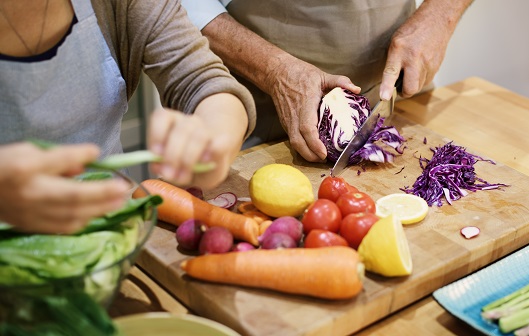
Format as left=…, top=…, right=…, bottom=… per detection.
left=380, top=63, right=402, bottom=101
left=44, top=144, right=101, bottom=175
left=324, top=75, right=361, bottom=94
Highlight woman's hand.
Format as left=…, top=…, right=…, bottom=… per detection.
left=0, top=142, right=130, bottom=234
left=148, top=93, right=248, bottom=190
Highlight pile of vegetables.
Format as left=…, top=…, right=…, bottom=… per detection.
left=402, top=141, right=508, bottom=206
left=134, top=179, right=260, bottom=246
left=482, top=283, right=529, bottom=335
left=317, top=87, right=405, bottom=165
left=137, top=175, right=408, bottom=299
left=0, top=191, right=161, bottom=335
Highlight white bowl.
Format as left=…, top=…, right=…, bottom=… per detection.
left=114, top=313, right=241, bottom=336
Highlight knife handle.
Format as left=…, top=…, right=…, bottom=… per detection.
left=395, top=70, right=404, bottom=93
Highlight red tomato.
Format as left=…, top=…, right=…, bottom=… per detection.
left=336, top=191, right=376, bottom=216
left=317, top=176, right=358, bottom=203
left=301, top=199, right=342, bottom=234
left=339, top=212, right=379, bottom=250
left=303, top=229, right=348, bottom=248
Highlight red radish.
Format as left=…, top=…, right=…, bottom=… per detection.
left=258, top=216, right=303, bottom=244
left=185, top=187, right=204, bottom=200
left=231, top=242, right=256, bottom=252
left=261, top=232, right=297, bottom=249
left=199, top=227, right=234, bottom=255
left=460, top=226, right=480, bottom=239
left=134, top=179, right=260, bottom=245
left=207, top=192, right=238, bottom=210
left=175, top=219, right=208, bottom=251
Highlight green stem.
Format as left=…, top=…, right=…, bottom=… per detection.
left=482, top=284, right=529, bottom=312
left=87, top=150, right=162, bottom=170
left=500, top=306, right=529, bottom=334
left=30, top=139, right=216, bottom=173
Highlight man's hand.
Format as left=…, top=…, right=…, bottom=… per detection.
left=202, top=13, right=360, bottom=162
left=267, top=55, right=360, bottom=162
left=380, top=0, right=473, bottom=100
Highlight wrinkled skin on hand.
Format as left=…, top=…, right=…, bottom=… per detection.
left=380, top=0, right=472, bottom=100
left=267, top=57, right=361, bottom=162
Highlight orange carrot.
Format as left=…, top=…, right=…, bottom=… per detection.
left=258, top=220, right=273, bottom=236
left=242, top=210, right=271, bottom=224
left=134, top=179, right=260, bottom=246
left=180, top=246, right=364, bottom=300
left=237, top=201, right=259, bottom=214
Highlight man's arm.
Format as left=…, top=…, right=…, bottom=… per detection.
left=380, top=0, right=474, bottom=100
left=201, top=13, right=360, bottom=162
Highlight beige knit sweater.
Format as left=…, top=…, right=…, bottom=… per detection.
left=91, top=0, right=256, bottom=138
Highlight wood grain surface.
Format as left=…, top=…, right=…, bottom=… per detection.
left=134, top=78, right=529, bottom=335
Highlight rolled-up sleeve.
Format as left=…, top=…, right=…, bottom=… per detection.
left=181, top=0, right=232, bottom=30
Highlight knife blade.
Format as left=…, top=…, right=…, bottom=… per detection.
left=330, top=71, right=404, bottom=177
left=330, top=90, right=396, bottom=177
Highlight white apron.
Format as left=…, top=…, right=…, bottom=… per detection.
left=227, top=0, right=415, bottom=148
left=0, top=0, right=128, bottom=158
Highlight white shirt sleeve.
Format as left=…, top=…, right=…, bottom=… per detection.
left=181, top=0, right=233, bottom=30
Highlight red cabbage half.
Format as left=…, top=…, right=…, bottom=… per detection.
left=401, top=141, right=508, bottom=206
left=317, top=87, right=405, bottom=165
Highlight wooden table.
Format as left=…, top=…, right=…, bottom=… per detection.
left=110, top=77, right=529, bottom=335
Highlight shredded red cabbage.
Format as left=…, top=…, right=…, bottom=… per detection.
left=318, top=88, right=406, bottom=165
left=348, top=117, right=406, bottom=165
left=401, top=141, right=508, bottom=206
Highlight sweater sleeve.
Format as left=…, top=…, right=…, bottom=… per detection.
left=93, top=0, right=256, bottom=140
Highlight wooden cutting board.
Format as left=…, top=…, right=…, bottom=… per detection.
left=137, top=109, right=529, bottom=336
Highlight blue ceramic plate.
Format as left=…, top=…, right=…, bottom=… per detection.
left=433, top=245, right=529, bottom=336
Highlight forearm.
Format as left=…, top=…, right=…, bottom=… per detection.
left=201, top=13, right=295, bottom=95
left=415, top=0, right=473, bottom=34
left=195, top=93, right=248, bottom=156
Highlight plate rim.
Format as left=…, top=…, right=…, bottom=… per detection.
left=433, top=244, right=529, bottom=336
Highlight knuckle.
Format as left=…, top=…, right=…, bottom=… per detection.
left=390, top=34, right=407, bottom=50
left=9, top=161, right=33, bottom=178
left=63, top=188, right=84, bottom=206
left=289, top=136, right=304, bottom=151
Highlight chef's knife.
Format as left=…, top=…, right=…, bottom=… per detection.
left=330, top=73, right=403, bottom=177
left=330, top=91, right=395, bottom=176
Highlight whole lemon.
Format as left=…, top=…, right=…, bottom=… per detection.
left=249, top=164, right=314, bottom=218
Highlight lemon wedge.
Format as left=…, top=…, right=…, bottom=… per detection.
left=357, top=214, right=412, bottom=277
left=375, top=193, right=428, bottom=225
left=249, top=164, right=314, bottom=218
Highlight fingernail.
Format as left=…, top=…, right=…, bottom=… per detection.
left=161, top=166, right=177, bottom=180
left=151, top=144, right=163, bottom=155
left=111, top=198, right=126, bottom=209
left=175, top=168, right=191, bottom=185
left=116, top=180, right=131, bottom=191
left=380, top=90, right=391, bottom=101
